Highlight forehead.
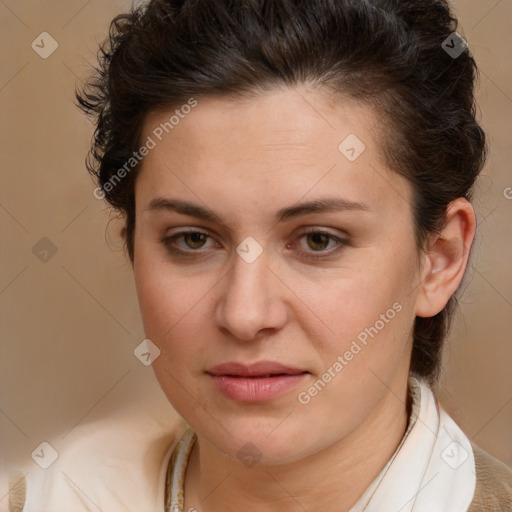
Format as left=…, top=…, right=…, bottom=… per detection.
left=142, top=87, right=381, bottom=156
left=135, top=87, right=412, bottom=223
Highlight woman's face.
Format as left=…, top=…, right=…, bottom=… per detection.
left=133, top=87, right=425, bottom=464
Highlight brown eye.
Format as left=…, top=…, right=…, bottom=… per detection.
left=161, top=230, right=216, bottom=259
left=181, top=232, right=208, bottom=249
left=294, top=229, right=347, bottom=260
left=305, top=232, right=332, bottom=251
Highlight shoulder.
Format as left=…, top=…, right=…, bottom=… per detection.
left=5, top=406, right=185, bottom=512
left=468, top=441, right=512, bottom=512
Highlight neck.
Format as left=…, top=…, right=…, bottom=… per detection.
left=184, top=377, right=411, bottom=512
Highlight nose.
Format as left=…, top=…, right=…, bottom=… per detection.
left=214, top=249, right=288, bottom=342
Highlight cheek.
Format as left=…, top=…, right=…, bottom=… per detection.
left=294, top=276, right=415, bottom=427
left=133, top=252, right=218, bottom=363
left=133, top=260, right=210, bottom=408
left=304, top=253, right=416, bottom=366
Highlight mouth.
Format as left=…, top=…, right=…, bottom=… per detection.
left=207, top=361, right=308, bottom=377
left=206, top=361, right=310, bottom=402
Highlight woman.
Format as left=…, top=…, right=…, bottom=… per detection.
left=8, top=0, right=511, bottom=510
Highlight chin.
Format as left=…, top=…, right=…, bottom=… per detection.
left=196, top=414, right=324, bottom=466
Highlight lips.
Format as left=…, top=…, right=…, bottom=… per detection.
left=206, top=361, right=310, bottom=402
left=206, top=361, right=307, bottom=378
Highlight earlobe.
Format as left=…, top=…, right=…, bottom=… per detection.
left=415, top=199, right=476, bottom=318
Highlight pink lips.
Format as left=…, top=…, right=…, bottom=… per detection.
left=206, top=361, right=309, bottom=403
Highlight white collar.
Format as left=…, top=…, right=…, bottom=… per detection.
left=350, top=376, right=476, bottom=511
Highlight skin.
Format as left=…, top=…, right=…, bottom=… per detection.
left=131, top=86, right=476, bottom=512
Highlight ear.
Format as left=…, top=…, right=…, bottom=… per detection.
left=415, top=198, right=476, bottom=318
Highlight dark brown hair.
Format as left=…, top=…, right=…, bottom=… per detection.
left=77, top=0, right=487, bottom=384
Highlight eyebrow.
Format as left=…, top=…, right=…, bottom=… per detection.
left=144, top=196, right=370, bottom=224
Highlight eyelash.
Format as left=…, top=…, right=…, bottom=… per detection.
left=160, top=228, right=347, bottom=261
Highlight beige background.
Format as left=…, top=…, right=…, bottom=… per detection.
left=1, top=0, right=511, bottom=495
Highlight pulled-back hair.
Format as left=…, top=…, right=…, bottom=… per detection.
left=77, top=0, right=487, bottom=384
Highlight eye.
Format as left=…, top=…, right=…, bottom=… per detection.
left=292, top=228, right=346, bottom=260
left=161, top=230, right=218, bottom=258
